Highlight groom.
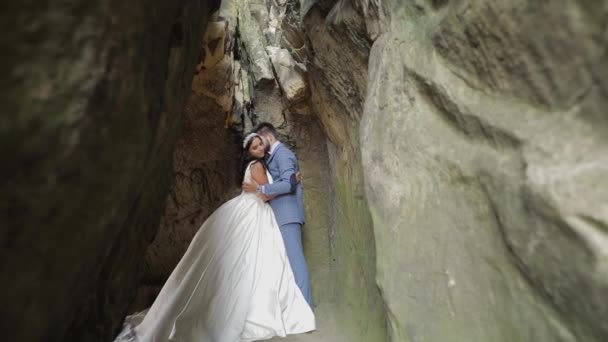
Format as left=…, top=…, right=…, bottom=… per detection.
left=242, top=122, right=314, bottom=308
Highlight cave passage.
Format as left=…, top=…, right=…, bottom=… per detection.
left=3, top=0, right=607, bottom=342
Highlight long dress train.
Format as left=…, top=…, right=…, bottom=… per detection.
left=114, top=163, right=315, bottom=341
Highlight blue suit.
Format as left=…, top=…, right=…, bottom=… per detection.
left=262, top=143, right=313, bottom=307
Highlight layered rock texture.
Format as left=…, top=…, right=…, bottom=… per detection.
left=2, top=0, right=606, bottom=342
left=360, top=1, right=608, bottom=342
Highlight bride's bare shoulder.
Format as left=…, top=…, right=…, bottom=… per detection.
left=250, top=161, right=269, bottom=184
left=250, top=160, right=265, bottom=174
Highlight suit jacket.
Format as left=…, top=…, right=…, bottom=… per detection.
left=263, top=143, right=305, bottom=226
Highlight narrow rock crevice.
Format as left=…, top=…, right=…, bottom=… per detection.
left=2, top=1, right=607, bottom=342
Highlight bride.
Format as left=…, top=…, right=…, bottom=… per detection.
left=114, top=133, right=316, bottom=342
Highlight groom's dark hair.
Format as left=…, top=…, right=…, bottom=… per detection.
left=254, top=122, right=278, bottom=138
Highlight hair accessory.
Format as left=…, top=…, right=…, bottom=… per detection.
left=242, top=133, right=259, bottom=149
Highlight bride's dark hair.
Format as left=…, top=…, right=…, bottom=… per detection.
left=239, top=135, right=268, bottom=184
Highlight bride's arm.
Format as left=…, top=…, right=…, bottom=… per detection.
left=250, top=161, right=274, bottom=202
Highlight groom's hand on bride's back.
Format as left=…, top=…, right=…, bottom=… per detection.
left=245, top=172, right=301, bottom=193
left=289, top=171, right=303, bottom=193
left=242, top=181, right=258, bottom=193
left=242, top=181, right=273, bottom=202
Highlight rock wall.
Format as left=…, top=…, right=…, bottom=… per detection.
left=359, top=1, right=607, bottom=341
left=303, top=1, right=388, bottom=340
left=0, top=1, right=220, bottom=341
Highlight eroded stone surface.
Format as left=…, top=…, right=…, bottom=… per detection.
left=361, top=1, right=608, bottom=341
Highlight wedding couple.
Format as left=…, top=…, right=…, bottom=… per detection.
left=115, top=122, right=315, bottom=342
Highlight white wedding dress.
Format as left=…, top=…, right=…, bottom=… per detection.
left=115, top=162, right=315, bottom=342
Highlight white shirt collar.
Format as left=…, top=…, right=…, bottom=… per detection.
left=269, top=141, right=280, bottom=156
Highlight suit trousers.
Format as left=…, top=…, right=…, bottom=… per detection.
left=279, top=223, right=314, bottom=308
